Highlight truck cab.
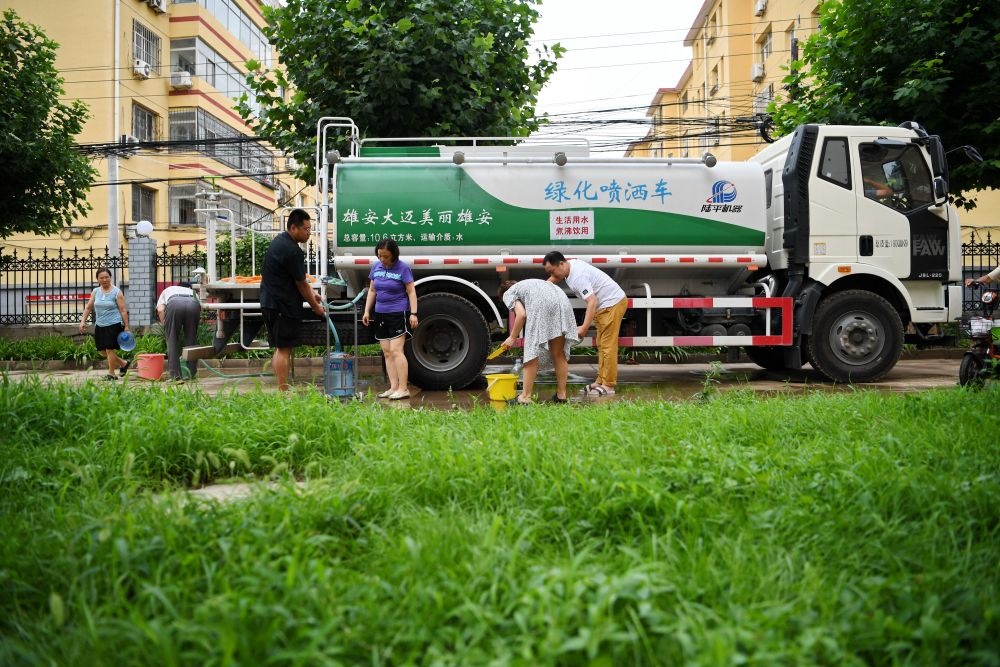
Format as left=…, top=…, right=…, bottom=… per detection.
left=750, top=122, right=962, bottom=380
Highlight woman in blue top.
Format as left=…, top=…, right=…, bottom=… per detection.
left=362, top=239, right=418, bottom=399
left=78, top=267, right=131, bottom=380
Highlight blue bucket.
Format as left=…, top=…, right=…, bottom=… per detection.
left=117, top=331, right=136, bottom=351
left=324, top=352, right=355, bottom=398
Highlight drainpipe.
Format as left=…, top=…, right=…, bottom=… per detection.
left=108, top=0, right=121, bottom=257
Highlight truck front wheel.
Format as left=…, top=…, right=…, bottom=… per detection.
left=807, top=290, right=903, bottom=383
left=406, top=293, right=489, bottom=390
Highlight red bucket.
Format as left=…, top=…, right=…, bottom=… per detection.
left=136, top=353, right=165, bottom=381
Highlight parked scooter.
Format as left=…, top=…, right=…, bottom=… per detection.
left=959, top=286, right=1000, bottom=387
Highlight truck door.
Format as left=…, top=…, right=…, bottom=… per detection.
left=856, top=141, right=946, bottom=280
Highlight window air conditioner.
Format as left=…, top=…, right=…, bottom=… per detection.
left=754, top=0, right=767, bottom=16
left=147, top=0, right=167, bottom=13
left=751, top=63, right=766, bottom=82
left=133, top=59, right=151, bottom=79
left=170, top=70, right=193, bottom=89
left=120, top=134, right=140, bottom=158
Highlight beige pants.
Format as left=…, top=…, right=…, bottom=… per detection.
left=594, top=297, right=628, bottom=387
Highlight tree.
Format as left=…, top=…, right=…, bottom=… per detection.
left=0, top=10, right=96, bottom=238
left=770, top=0, right=1000, bottom=207
left=238, top=0, right=562, bottom=183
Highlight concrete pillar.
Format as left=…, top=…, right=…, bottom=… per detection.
left=126, top=236, right=156, bottom=327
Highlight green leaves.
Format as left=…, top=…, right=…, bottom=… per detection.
left=770, top=0, right=1000, bottom=202
left=0, top=10, right=96, bottom=239
left=237, top=0, right=562, bottom=182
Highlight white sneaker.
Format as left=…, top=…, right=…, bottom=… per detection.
left=376, top=389, right=393, bottom=398
left=388, top=390, right=410, bottom=400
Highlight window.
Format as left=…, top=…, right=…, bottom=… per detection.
left=171, top=38, right=196, bottom=75
left=169, top=108, right=276, bottom=187
left=169, top=180, right=275, bottom=232
left=132, top=20, right=161, bottom=73
left=132, top=185, right=155, bottom=223
left=172, top=0, right=272, bottom=67
left=818, top=138, right=850, bottom=188
left=681, top=92, right=689, bottom=113
left=759, top=30, right=773, bottom=62
left=710, top=65, right=720, bottom=96
left=132, top=104, right=157, bottom=142
left=859, top=142, right=934, bottom=211
left=170, top=38, right=263, bottom=116
left=169, top=182, right=201, bottom=227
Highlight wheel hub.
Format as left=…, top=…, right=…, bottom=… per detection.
left=831, top=313, right=884, bottom=364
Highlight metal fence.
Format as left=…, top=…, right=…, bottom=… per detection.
left=962, top=228, right=1000, bottom=313
left=0, top=244, right=207, bottom=326
left=3, top=235, right=999, bottom=326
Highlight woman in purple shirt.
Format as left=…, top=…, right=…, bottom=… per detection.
left=362, top=239, right=418, bottom=399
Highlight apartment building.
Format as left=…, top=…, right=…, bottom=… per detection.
left=6, top=0, right=311, bottom=254
left=627, top=0, right=996, bottom=233
left=629, top=0, right=819, bottom=162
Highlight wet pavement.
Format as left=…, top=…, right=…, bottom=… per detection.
left=3, top=354, right=965, bottom=408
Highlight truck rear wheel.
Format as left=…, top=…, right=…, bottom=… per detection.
left=807, top=290, right=903, bottom=383
left=406, top=293, right=489, bottom=390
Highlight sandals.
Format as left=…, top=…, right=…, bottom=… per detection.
left=388, top=390, right=410, bottom=400
left=548, top=395, right=568, bottom=404
left=119, top=359, right=131, bottom=377
left=103, top=374, right=118, bottom=381
left=376, top=389, right=394, bottom=398
left=582, top=384, right=615, bottom=397
left=506, top=397, right=532, bottom=406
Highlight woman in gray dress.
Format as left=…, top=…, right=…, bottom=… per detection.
left=498, top=279, right=580, bottom=404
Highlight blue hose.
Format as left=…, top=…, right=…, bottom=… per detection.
left=322, top=288, right=367, bottom=353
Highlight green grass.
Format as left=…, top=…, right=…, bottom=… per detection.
left=1, top=378, right=998, bottom=665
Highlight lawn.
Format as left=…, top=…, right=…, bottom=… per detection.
left=1, top=378, right=998, bottom=665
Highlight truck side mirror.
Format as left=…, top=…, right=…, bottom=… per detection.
left=933, top=176, right=948, bottom=205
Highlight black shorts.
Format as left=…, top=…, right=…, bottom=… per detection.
left=262, top=308, right=303, bottom=348
left=94, top=322, right=124, bottom=351
left=374, top=311, right=411, bottom=341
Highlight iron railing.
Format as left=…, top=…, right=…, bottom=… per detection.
left=962, top=228, right=1000, bottom=314
left=3, top=234, right=998, bottom=326
left=1, top=244, right=206, bottom=325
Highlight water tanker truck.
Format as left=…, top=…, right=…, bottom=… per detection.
left=203, top=118, right=964, bottom=390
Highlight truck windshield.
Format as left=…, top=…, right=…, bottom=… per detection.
left=859, top=143, right=933, bottom=212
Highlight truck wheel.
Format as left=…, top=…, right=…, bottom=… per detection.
left=406, top=293, right=489, bottom=390
left=807, top=290, right=903, bottom=382
left=958, top=353, right=985, bottom=388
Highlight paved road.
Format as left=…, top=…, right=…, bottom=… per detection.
left=5, top=355, right=965, bottom=406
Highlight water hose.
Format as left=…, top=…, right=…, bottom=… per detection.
left=193, top=284, right=367, bottom=379
left=322, top=287, right=367, bottom=353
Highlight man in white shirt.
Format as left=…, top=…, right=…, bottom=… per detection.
left=156, top=281, right=201, bottom=381
left=543, top=251, right=628, bottom=396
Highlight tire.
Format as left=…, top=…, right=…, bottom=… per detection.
left=958, top=353, right=985, bottom=388
left=807, top=290, right=903, bottom=383
left=405, top=293, right=489, bottom=390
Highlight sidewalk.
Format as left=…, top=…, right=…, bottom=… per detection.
left=2, top=353, right=964, bottom=402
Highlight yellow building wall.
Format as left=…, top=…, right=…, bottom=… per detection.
left=5, top=0, right=312, bottom=256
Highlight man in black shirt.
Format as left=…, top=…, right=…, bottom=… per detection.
left=260, top=209, right=326, bottom=391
